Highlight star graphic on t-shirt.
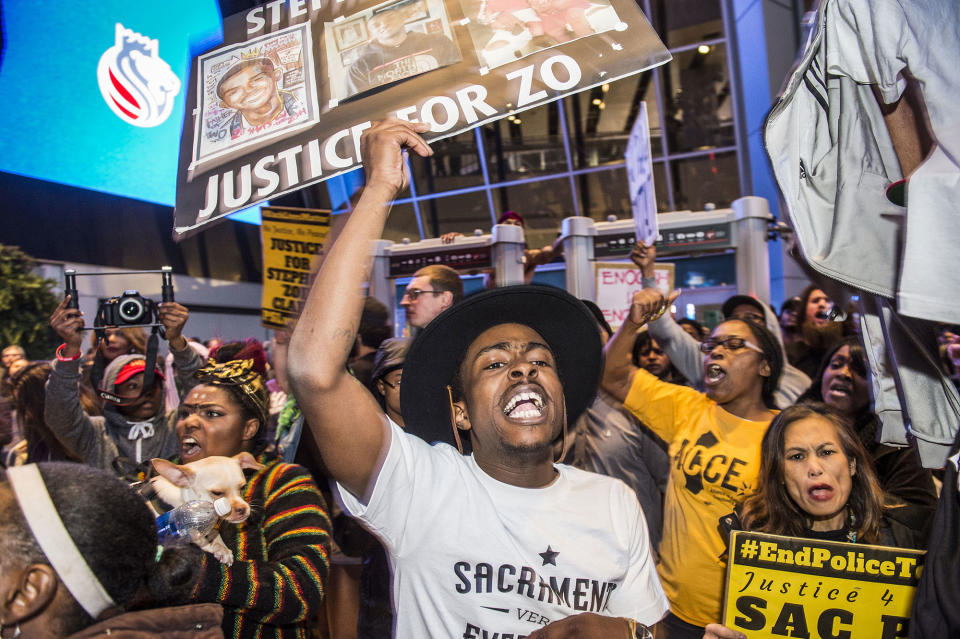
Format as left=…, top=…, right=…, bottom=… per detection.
left=539, top=546, right=559, bottom=566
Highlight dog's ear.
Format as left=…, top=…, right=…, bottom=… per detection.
left=151, top=458, right=196, bottom=487
left=233, top=451, right=265, bottom=471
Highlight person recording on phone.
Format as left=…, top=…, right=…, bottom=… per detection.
left=45, top=295, right=203, bottom=476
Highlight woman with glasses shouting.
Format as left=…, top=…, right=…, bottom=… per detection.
left=601, top=288, right=783, bottom=639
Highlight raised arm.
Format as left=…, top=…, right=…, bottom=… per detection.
left=271, top=329, right=291, bottom=394
left=45, top=296, right=119, bottom=469
left=287, top=119, right=432, bottom=498
left=158, top=302, right=204, bottom=396
left=632, top=241, right=699, bottom=384
left=601, top=288, right=665, bottom=402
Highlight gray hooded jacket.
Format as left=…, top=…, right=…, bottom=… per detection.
left=44, top=345, right=204, bottom=471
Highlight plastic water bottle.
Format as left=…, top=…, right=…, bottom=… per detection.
left=156, top=499, right=230, bottom=546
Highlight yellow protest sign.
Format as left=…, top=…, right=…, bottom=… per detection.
left=260, top=206, right=331, bottom=328
left=723, top=531, right=924, bottom=639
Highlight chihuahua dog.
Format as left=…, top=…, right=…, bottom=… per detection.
left=150, top=452, right=263, bottom=565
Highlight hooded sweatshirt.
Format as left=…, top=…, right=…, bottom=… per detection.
left=45, top=345, right=204, bottom=472
left=642, top=278, right=812, bottom=408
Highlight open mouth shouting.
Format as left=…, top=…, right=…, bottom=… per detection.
left=181, top=436, right=202, bottom=461
left=807, top=482, right=835, bottom=502
left=502, top=387, right=546, bottom=421
left=811, top=309, right=831, bottom=326
left=826, top=380, right=852, bottom=401
left=704, top=363, right=727, bottom=386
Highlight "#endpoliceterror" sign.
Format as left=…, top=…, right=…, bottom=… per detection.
left=173, top=0, right=670, bottom=239
left=723, top=531, right=924, bottom=639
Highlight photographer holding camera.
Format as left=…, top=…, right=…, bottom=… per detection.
left=45, top=295, right=203, bottom=475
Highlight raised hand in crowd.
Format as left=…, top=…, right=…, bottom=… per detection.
left=630, top=240, right=656, bottom=278
left=440, top=231, right=463, bottom=244
left=49, top=296, right=85, bottom=357
left=626, top=288, right=681, bottom=327
left=361, top=118, right=433, bottom=194
left=158, top=301, right=190, bottom=349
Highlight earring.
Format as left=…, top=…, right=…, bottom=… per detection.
left=0, top=621, right=22, bottom=638
left=446, top=386, right=465, bottom=455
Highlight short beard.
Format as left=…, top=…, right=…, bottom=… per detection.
left=499, top=438, right=555, bottom=460
left=496, top=423, right=563, bottom=463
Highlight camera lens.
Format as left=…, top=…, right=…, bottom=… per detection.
left=118, top=298, right=145, bottom=323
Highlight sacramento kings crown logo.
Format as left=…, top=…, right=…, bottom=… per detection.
left=97, top=23, right=181, bottom=128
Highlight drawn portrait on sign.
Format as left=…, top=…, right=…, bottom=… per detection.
left=193, top=23, right=320, bottom=166
left=324, top=0, right=461, bottom=103
left=460, top=0, right=624, bottom=69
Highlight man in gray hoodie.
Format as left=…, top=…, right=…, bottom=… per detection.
left=45, top=296, right=203, bottom=473
left=631, top=241, right=811, bottom=408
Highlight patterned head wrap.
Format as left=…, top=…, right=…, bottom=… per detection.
left=194, top=359, right=269, bottom=428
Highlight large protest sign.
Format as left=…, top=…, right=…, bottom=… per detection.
left=174, top=0, right=670, bottom=239
left=723, top=531, right=924, bottom=639
left=625, top=102, right=656, bottom=244
left=594, top=261, right=673, bottom=329
left=260, top=206, right=331, bottom=327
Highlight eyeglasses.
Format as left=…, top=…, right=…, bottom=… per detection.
left=699, top=336, right=764, bottom=355
left=402, top=288, right=443, bottom=302
left=381, top=376, right=401, bottom=389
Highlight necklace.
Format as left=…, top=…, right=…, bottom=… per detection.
left=846, top=509, right=857, bottom=543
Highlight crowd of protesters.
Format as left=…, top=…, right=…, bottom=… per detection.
left=0, top=120, right=955, bottom=639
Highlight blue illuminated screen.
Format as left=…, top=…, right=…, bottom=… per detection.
left=0, top=2, right=222, bottom=207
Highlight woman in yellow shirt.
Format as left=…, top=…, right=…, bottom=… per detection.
left=602, top=289, right=783, bottom=639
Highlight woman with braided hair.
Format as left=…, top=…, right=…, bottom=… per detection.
left=178, top=359, right=332, bottom=639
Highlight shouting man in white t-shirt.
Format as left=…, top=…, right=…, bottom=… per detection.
left=288, top=119, right=668, bottom=639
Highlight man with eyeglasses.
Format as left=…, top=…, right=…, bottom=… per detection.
left=630, top=241, right=811, bottom=408
left=401, top=264, right=464, bottom=330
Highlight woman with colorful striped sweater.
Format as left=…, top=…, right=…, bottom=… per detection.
left=178, top=359, right=332, bottom=639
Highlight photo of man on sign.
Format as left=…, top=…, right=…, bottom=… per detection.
left=326, top=0, right=461, bottom=101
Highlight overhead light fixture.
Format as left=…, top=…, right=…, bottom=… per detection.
left=601, top=83, right=610, bottom=93
left=598, top=101, right=605, bottom=110
left=697, top=44, right=711, bottom=54
left=592, top=98, right=602, bottom=105
left=514, top=119, right=522, bottom=124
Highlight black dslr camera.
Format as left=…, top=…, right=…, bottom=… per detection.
left=63, top=267, right=175, bottom=341
left=98, top=290, right=160, bottom=327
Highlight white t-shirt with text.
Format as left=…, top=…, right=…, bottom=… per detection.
left=335, top=419, right=669, bottom=638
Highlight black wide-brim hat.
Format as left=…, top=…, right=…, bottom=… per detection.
left=400, top=284, right=602, bottom=454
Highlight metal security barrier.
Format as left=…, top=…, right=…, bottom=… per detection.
left=370, top=196, right=774, bottom=334
left=562, top=196, right=773, bottom=304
